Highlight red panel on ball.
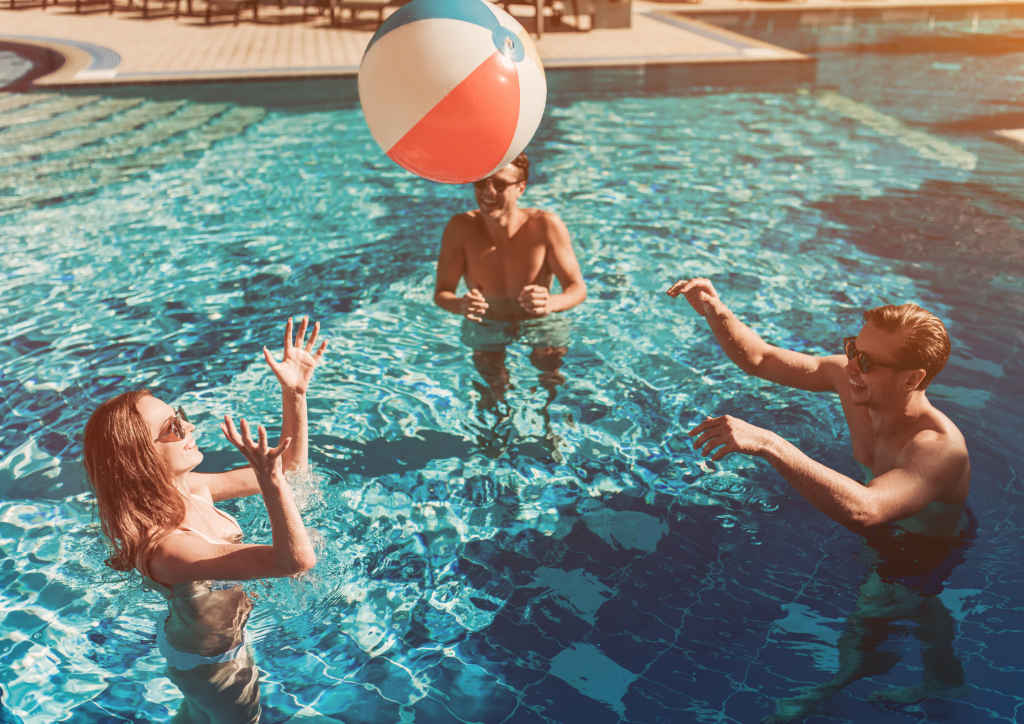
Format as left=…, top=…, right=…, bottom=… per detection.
left=387, top=51, right=520, bottom=184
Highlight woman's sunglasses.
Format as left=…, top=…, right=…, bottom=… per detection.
left=156, top=406, right=191, bottom=443
left=843, top=337, right=904, bottom=374
left=472, top=177, right=519, bottom=193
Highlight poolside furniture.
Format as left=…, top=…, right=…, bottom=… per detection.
left=6, top=0, right=51, bottom=9
left=69, top=0, right=110, bottom=11
left=501, top=0, right=561, bottom=37
left=199, top=0, right=259, bottom=23
left=500, top=0, right=629, bottom=36
left=117, top=0, right=181, bottom=18
left=325, top=0, right=409, bottom=27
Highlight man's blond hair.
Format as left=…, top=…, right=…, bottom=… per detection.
left=863, top=303, right=950, bottom=389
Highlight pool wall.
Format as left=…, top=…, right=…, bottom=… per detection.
left=8, top=60, right=816, bottom=108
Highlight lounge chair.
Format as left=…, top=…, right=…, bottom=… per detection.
left=70, top=0, right=110, bottom=11
left=115, top=0, right=181, bottom=18
left=501, top=0, right=565, bottom=37
left=325, top=0, right=410, bottom=27
left=200, top=0, right=259, bottom=23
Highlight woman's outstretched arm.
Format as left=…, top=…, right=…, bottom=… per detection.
left=269, top=316, right=326, bottom=473
left=195, top=315, right=327, bottom=502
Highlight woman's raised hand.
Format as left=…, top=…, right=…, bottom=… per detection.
left=221, top=415, right=291, bottom=484
left=264, top=316, right=328, bottom=395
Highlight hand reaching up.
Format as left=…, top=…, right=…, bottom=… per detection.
left=221, top=416, right=291, bottom=485
left=264, top=316, right=327, bottom=395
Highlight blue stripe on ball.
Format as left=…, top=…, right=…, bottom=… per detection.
left=366, top=0, right=501, bottom=55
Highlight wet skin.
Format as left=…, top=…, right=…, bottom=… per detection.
left=130, top=317, right=326, bottom=723
left=666, top=278, right=973, bottom=720
left=434, top=163, right=586, bottom=405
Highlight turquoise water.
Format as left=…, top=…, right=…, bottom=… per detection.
left=2, top=19, right=1024, bottom=723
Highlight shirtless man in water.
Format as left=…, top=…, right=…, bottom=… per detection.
left=435, top=153, right=586, bottom=409
left=667, top=278, right=972, bottom=722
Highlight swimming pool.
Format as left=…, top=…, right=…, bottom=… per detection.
left=2, top=15, right=1024, bottom=723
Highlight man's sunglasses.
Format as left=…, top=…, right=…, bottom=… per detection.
left=156, top=406, right=191, bottom=443
left=472, top=177, right=520, bottom=193
left=843, top=337, right=904, bottom=374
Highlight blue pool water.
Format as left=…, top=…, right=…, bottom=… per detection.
left=2, top=15, right=1024, bottom=724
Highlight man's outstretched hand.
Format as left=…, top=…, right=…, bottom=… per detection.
left=689, top=415, right=776, bottom=462
left=667, top=278, right=727, bottom=319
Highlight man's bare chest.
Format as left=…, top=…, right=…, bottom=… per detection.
left=463, top=237, right=549, bottom=282
left=844, top=404, right=899, bottom=474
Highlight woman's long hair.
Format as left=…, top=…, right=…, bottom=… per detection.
left=83, top=389, right=186, bottom=583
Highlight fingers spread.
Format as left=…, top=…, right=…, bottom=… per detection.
left=284, top=317, right=293, bottom=352
left=221, top=415, right=242, bottom=446
left=263, top=346, right=280, bottom=371
left=240, top=418, right=255, bottom=447
left=271, top=436, right=293, bottom=456
left=305, top=321, right=320, bottom=353
left=702, top=438, right=726, bottom=456
left=711, top=444, right=735, bottom=461
left=295, top=316, right=309, bottom=350
left=688, top=416, right=717, bottom=436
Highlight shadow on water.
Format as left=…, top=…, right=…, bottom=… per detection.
left=817, top=33, right=1024, bottom=56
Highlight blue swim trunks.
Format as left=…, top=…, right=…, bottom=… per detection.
left=864, top=508, right=978, bottom=597
left=460, top=315, right=571, bottom=353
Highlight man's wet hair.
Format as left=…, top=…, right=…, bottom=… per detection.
left=863, top=303, right=950, bottom=389
left=511, top=152, right=529, bottom=184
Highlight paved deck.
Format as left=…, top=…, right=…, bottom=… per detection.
left=0, top=1, right=809, bottom=88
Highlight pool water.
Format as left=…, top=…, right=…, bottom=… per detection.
left=2, top=16, right=1024, bottom=724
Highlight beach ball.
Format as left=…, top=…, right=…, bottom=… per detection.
left=358, top=0, right=547, bottom=184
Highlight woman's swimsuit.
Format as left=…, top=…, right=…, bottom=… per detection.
left=148, top=495, right=251, bottom=670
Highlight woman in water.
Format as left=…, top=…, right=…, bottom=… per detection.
left=83, top=316, right=327, bottom=723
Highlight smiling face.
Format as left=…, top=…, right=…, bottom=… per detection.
left=136, top=395, right=203, bottom=477
left=845, top=322, right=925, bottom=407
left=474, top=163, right=526, bottom=219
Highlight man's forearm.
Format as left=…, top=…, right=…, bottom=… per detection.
left=703, top=307, right=773, bottom=375
left=760, top=435, right=877, bottom=530
left=434, top=291, right=463, bottom=315
left=549, top=281, right=587, bottom=314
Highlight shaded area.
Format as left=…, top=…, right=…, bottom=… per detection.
left=819, top=32, right=1024, bottom=57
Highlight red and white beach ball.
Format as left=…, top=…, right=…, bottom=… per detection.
left=358, top=0, right=547, bottom=184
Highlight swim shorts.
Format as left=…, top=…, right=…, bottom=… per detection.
left=461, top=315, right=571, bottom=353
left=864, top=508, right=978, bottom=597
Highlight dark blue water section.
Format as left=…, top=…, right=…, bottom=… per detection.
left=1, top=15, right=1023, bottom=724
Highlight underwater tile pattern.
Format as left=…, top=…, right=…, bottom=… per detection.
left=2, top=15, right=1024, bottom=724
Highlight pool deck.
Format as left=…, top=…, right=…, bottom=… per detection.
left=1, top=1, right=812, bottom=89
left=1, top=0, right=1022, bottom=91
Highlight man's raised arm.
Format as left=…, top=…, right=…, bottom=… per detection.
left=667, top=277, right=844, bottom=394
